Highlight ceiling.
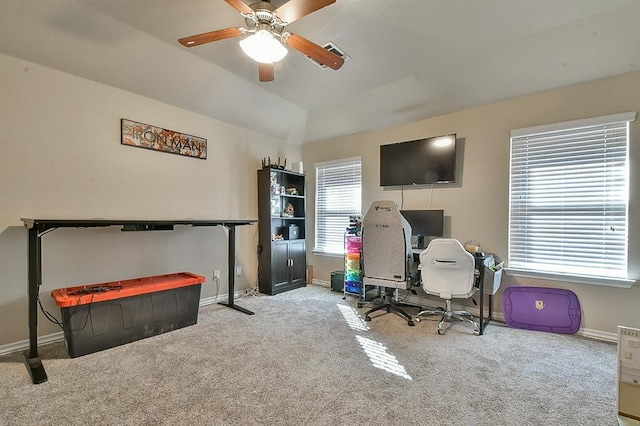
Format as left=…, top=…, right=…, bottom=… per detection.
left=1, top=0, right=639, bottom=144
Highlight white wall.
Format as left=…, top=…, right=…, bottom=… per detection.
left=0, top=53, right=301, bottom=346
left=303, top=70, right=640, bottom=336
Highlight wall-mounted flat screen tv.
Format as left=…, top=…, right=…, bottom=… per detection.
left=380, top=134, right=457, bottom=186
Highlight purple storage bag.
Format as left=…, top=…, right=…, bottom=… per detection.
left=502, top=286, right=581, bottom=334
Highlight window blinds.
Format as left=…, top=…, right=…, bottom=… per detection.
left=509, top=112, right=635, bottom=279
left=315, top=158, right=362, bottom=255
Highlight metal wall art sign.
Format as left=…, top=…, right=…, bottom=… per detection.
left=121, top=118, right=207, bottom=159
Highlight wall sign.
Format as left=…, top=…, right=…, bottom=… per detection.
left=121, top=118, right=207, bottom=159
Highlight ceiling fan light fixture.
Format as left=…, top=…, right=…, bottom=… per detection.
left=239, top=29, right=288, bottom=64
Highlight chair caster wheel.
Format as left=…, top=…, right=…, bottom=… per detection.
left=408, top=320, right=415, bottom=326
left=357, top=303, right=363, bottom=308
left=438, top=328, right=445, bottom=335
left=365, top=315, right=371, bottom=322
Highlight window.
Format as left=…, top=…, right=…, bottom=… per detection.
left=508, top=112, right=636, bottom=286
left=315, top=157, right=362, bottom=255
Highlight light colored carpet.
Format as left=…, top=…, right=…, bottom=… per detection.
left=0, top=285, right=618, bottom=425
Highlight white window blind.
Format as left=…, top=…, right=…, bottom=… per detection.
left=509, top=112, right=636, bottom=280
left=315, top=158, right=362, bottom=255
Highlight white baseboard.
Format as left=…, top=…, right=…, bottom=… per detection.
left=312, top=279, right=330, bottom=288
left=199, top=292, right=232, bottom=306
left=1, top=288, right=616, bottom=357
left=0, top=290, right=247, bottom=357
left=579, top=328, right=617, bottom=343
left=0, top=331, right=65, bottom=357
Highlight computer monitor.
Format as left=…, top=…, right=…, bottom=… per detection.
left=400, top=210, right=444, bottom=248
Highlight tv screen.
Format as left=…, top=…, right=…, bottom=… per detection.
left=380, top=134, right=457, bottom=186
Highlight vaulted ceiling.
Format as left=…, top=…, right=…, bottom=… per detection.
left=2, top=0, right=639, bottom=144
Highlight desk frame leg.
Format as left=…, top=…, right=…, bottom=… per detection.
left=218, top=225, right=254, bottom=315
left=24, top=225, right=48, bottom=384
left=478, top=291, right=492, bottom=336
left=478, top=294, right=491, bottom=336
left=476, top=257, right=492, bottom=336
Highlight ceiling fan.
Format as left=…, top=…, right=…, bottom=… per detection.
left=178, top=0, right=345, bottom=82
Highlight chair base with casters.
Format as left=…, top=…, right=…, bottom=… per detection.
left=415, top=299, right=480, bottom=335
left=364, top=288, right=416, bottom=326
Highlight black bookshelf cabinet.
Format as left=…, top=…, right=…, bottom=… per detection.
left=257, top=167, right=307, bottom=295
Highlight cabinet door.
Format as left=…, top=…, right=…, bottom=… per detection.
left=289, top=240, right=306, bottom=284
left=272, top=241, right=290, bottom=288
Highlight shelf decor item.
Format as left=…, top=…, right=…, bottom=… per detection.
left=270, top=196, right=280, bottom=217
left=283, top=203, right=295, bottom=217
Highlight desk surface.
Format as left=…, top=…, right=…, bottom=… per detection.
left=21, top=218, right=257, bottom=228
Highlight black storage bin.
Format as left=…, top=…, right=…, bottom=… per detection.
left=331, top=271, right=344, bottom=292
left=51, top=272, right=205, bottom=358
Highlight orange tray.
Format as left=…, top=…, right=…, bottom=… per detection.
left=51, top=272, right=206, bottom=307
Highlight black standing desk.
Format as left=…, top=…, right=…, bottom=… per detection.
left=20, top=218, right=257, bottom=384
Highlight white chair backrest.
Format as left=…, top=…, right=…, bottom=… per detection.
left=419, top=238, right=475, bottom=299
left=362, top=200, right=412, bottom=282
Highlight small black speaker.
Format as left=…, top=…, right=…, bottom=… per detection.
left=331, top=271, right=344, bottom=292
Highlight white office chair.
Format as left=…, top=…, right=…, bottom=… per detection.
left=361, top=200, right=416, bottom=326
left=415, top=238, right=480, bottom=335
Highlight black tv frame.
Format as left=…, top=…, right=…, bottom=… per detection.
left=380, top=134, right=457, bottom=187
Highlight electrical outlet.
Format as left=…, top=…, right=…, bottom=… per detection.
left=236, top=266, right=242, bottom=276
left=213, top=270, right=220, bottom=279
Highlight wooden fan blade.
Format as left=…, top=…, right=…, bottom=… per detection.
left=259, top=63, right=274, bottom=82
left=179, top=27, right=244, bottom=47
left=224, top=0, right=252, bottom=14
left=284, top=33, right=344, bottom=70
left=275, top=0, right=335, bottom=24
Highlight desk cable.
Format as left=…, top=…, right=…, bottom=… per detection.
left=37, top=293, right=94, bottom=332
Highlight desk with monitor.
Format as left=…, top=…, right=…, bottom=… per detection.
left=401, top=209, right=495, bottom=335
left=400, top=209, right=444, bottom=250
